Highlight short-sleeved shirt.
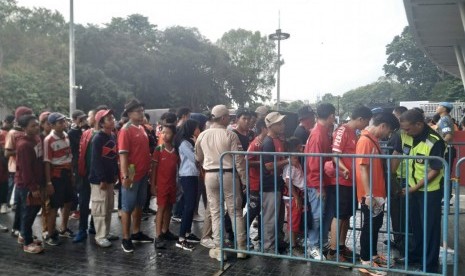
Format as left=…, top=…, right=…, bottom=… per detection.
left=43, top=130, right=73, bottom=166
left=331, top=124, right=357, bottom=186
left=294, top=125, right=310, bottom=145
left=436, top=115, right=454, bottom=139
left=232, top=129, right=254, bottom=152
left=152, top=145, right=178, bottom=187
left=304, top=123, right=332, bottom=188
left=5, top=129, right=25, bottom=173
left=262, top=135, right=285, bottom=192
left=283, top=163, right=305, bottom=190
left=118, top=122, right=151, bottom=182
left=392, top=125, right=445, bottom=170
left=247, top=136, right=264, bottom=192
left=355, top=130, right=385, bottom=202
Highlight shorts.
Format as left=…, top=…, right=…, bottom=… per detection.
left=157, top=182, right=176, bottom=207
left=326, top=185, right=355, bottom=220
left=121, top=176, right=148, bottom=213
left=49, top=169, right=74, bottom=209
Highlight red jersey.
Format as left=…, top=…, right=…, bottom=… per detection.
left=304, top=123, right=332, bottom=188
left=152, top=144, right=178, bottom=188
left=43, top=130, right=73, bottom=166
left=247, top=136, right=264, bottom=192
left=331, top=124, right=357, bottom=186
left=118, top=122, right=151, bottom=182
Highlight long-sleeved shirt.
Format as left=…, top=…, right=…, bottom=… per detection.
left=195, top=123, right=246, bottom=181
left=178, top=140, right=199, bottom=177
left=89, top=131, right=118, bottom=184
left=15, top=135, right=44, bottom=192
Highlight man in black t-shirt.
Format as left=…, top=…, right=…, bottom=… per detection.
left=232, top=108, right=254, bottom=151
left=294, top=105, right=315, bottom=145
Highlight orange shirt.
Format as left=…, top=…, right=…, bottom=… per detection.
left=355, top=130, right=386, bottom=203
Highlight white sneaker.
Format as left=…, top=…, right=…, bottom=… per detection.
left=200, top=238, right=216, bottom=249
left=0, top=204, right=9, bottom=214
left=309, top=247, right=326, bottom=261
left=209, top=248, right=227, bottom=261
left=96, top=238, right=112, bottom=248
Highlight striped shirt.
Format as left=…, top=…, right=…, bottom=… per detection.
left=44, top=130, right=73, bottom=166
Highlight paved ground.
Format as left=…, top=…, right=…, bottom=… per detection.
left=0, top=191, right=463, bottom=275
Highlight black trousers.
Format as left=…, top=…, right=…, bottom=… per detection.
left=360, top=203, right=384, bottom=261
left=409, top=190, right=442, bottom=273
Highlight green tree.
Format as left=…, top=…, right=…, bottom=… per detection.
left=217, top=29, right=277, bottom=106
left=383, top=26, right=462, bottom=100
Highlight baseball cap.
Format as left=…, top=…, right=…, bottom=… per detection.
left=15, top=106, right=33, bottom=121
left=297, top=105, right=315, bottom=120
left=95, top=109, right=114, bottom=126
left=255, top=106, right=269, bottom=117
left=439, top=102, right=453, bottom=111
left=72, top=109, right=87, bottom=121
left=211, top=105, right=229, bottom=119
left=39, top=111, right=51, bottom=123
left=48, top=112, right=66, bottom=124
left=265, top=112, right=286, bottom=127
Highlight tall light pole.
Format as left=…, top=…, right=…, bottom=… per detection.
left=269, top=29, right=290, bottom=111
left=69, top=0, right=76, bottom=116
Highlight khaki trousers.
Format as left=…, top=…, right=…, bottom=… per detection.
left=90, top=184, right=114, bottom=240
left=205, top=172, right=246, bottom=248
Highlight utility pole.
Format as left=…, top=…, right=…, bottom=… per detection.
left=69, top=0, right=76, bottom=116
left=268, top=15, right=290, bottom=111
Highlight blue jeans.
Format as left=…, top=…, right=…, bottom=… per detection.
left=179, top=176, right=198, bottom=238
left=17, top=187, right=40, bottom=245
left=306, top=187, right=331, bottom=247
left=121, top=176, right=148, bottom=213
left=7, top=173, right=15, bottom=205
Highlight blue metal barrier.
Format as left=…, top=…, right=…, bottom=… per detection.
left=217, top=151, right=457, bottom=276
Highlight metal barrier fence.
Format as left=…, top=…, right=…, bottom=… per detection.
left=218, top=151, right=458, bottom=276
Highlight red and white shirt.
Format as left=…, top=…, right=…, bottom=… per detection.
left=43, top=130, right=72, bottom=166
left=331, top=124, right=357, bottom=186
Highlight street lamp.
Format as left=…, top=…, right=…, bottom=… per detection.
left=269, top=29, right=290, bottom=111
left=69, top=0, right=76, bottom=116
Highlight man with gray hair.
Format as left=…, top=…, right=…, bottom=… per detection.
left=195, top=104, right=247, bottom=261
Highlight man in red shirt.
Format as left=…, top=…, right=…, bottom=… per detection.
left=118, top=99, right=154, bottom=253
left=326, top=106, right=372, bottom=262
left=15, top=114, right=44, bottom=253
left=304, top=103, right=335, bottom=260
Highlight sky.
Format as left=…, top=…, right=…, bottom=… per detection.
left=17, top=0, right=408, bottom=104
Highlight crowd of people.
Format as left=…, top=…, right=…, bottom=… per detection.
left=0, top=99, right=457, bottom=275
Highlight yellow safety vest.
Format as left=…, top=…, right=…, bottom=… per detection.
left=400, top=129, right=443, bottom=192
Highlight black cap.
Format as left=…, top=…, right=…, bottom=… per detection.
left=71, top=109, right=87, bottom=121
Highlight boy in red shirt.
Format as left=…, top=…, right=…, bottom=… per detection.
left=152, top=125, right=179, bottom=249
left=326, top=106, right=372, bottom=262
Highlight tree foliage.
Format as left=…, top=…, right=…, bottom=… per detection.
left=0, top=2, right=277, bottom=115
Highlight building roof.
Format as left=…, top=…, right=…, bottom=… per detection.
left=403, top=0, right=465, bottom=78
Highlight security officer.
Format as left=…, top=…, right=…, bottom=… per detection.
left=394, top=109, right=445, bottom=273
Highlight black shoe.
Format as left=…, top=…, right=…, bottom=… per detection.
left=121, top=239, right=134, bottom=253
left=394, top=256, right=420, bottom=265
left=176, top=239, right=195, bottom=251
left=88, top=227, right=96, bottom=235
left=162, top=231, right=178, bottom=241
left=155, top=237, right=167, bottom=249
left=185, top=233, right=200, bottom=243
left=131, top=231, right=154, bottom=243
left=143, top=208, right=157, bottom=215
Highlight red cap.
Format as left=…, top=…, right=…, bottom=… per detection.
left=15, top=106, right=33, bottom=121
left=95, top=109, right=113, bottom=126
left=39, top=111, right=51, bottom=123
